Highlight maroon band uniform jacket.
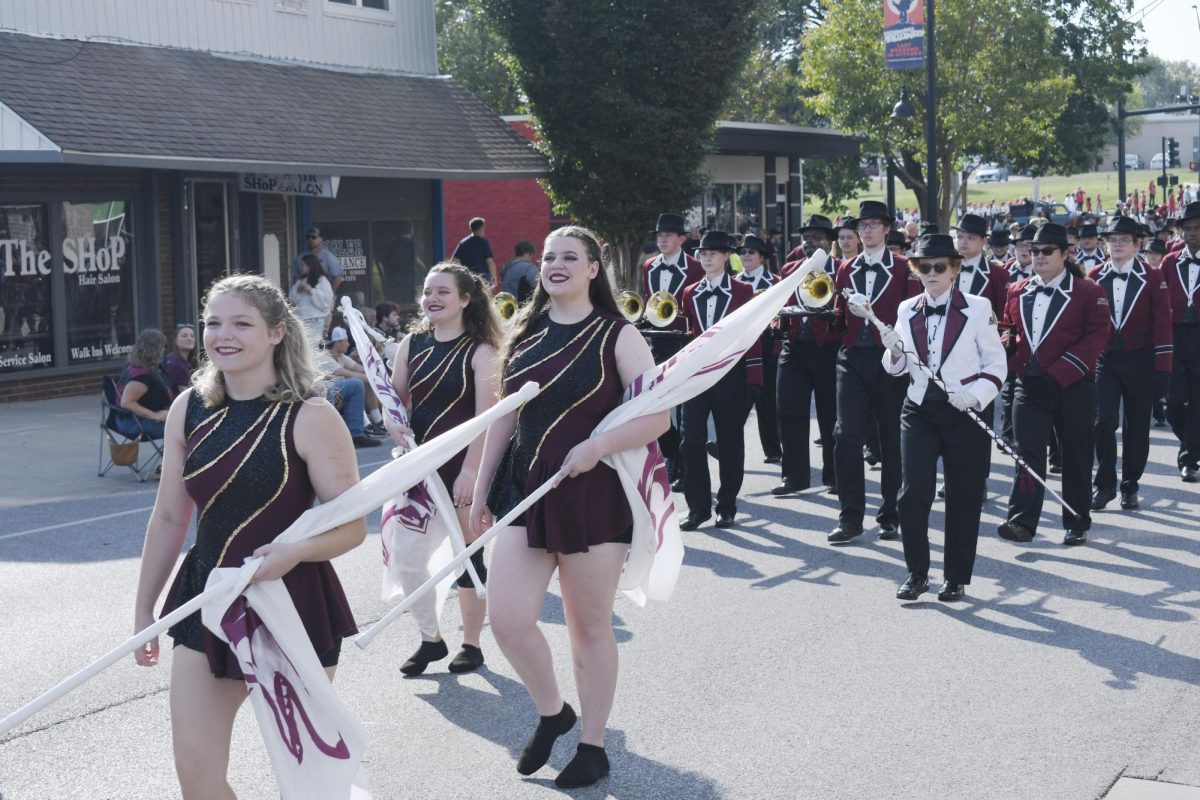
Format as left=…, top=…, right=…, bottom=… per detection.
left=681, top=273, right=763, bottom=385
left=1161, top=246, right=1200, bottom=325
left=779, top=253, right=842, bottom=347
left=1087, top=260, right=1173, bottom=372
left=1002, top=270, right=1111, bottom=388
left=833, top=250, right=921, bottom=348
left=642, top=252, right=703, bottom=334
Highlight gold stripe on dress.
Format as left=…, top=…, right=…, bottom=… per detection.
left=411, top=336, right=471, bottom=398
left=422, top=340, right=474, bottom=438
left=184, top=406, right=230, bottom=460
left=506, top=317, right=603, bottom=383
left=216, top=402, right=294, bottom=566
left=184, top=403, right=274, bottom=481
left=199, top=402, right=283, bottom=523
left=530, top=319, right=614, bottom=462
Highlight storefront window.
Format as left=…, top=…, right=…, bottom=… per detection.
left=0, top=204, right=54, bottom=374
left=705, top=184, right=736, bottom=233
left=369, top=219, right=429, bottom=308
left=692, top=182, right=765, bottom=238
left=318, top=221, right=370, bottom=306
left=736, top=183, right=763, bottom=236
left=63, top=201, right=136, bottom=366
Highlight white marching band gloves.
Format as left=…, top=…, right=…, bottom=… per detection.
left=880, top=327, right=905, bottom=358
left=845, top=293, right=872, bottom=319
left=948, top=389, right=979, bottom=412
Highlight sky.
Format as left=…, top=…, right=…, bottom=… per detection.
left=1140, top=0, right=1199, bottom=64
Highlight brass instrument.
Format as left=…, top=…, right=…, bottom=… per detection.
left=494, top=292, right=517, bottom=322
left=617, top=290, right=645, bottom=324
left=644, top=290, right=679, bottom=328
left=796, top=269, right=835, bottom=310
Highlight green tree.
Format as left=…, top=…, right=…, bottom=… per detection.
left=483, top=0, right=760, bottom=285
left=802, top=0, right=1072, bottom=224
left=1133, top=55, right=1200, bottom=109
left=435, top=0, right=525, bottom=116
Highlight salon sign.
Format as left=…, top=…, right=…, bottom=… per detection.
left=1, top=236, right=126, bottom=284
left=239, top=173, right=341, bottom=199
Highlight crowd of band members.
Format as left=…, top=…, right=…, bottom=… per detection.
left=638, top=200, right=1200, bottom=602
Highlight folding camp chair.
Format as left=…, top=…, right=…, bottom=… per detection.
left=98, top=376, right=164, bottom=482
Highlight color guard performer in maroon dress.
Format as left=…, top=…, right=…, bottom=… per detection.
left=133, top=275, right=365, bottom=798
left=388, top=262, right=501, bottom=675
left=472, top=226, right=667, bottom=789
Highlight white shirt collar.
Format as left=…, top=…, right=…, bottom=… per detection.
left=698, top=272, right=730, bottom=293
left=743, top=266, right=766, bottom=282
left=923, top=289, right=951, bottom=307
left=1112, top=257, right=1136, bottom=274
left=1034, top=270, right=1068, bottom=290
left=862, top=246, right=887, bottom=265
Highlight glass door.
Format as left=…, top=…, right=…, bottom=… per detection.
left=191, top=181, right=231, bottom=308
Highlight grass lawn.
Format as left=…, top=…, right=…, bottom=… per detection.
left=840, top=167, right=1199, bottom=217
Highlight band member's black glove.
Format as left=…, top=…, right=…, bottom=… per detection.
left=1154, top=370, right=1170, bottom=400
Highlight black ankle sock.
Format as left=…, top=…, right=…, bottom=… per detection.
left=399, top=639, right=449, bottom=676
left=516, top=702, right=577, bottom=775
left=555, top=743, right=610, bottom=788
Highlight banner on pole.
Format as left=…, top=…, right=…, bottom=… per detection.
left=884, top=0, right=924, bottom=71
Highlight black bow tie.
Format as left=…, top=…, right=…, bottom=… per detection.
left=924, top=304, right=947, bottom=317
left=1111, top=272, right=1129, bottom=282
left=962, top=263, right=976, bottom=273
left=1035, top=285, right=1056, bottom=296
left=863, top=261, right=884, bottom=273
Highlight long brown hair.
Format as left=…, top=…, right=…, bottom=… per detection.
left=408, top=261, right=502, bottom=347
left=498, top=225, right=620, bottom=372
left=129, top=328, right=167, bottom=369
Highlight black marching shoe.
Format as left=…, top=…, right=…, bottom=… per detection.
left=705, top=441, right=720, bottom=460
left=827, top=524, right=863, bottom=544
left=1063, top=529, right=1087, bottom=546
left=771, top=477, right=808, bottom=496
left=896, top=573, right=929, bottom=600
left=517, top=703, right=577, bottom=776
left=448, top=644, right=484, bottom=674
left=670, top=477, right=685, bottom=493
left=764, top=455, right=783, bottom=465
left=1090, top=487, right=1117, bottom=511
left=1120, top=490, right=1140, bottom=510
left=937, top=581, right=966, bottom=602
left=555, top=743, right=610, bottom=789
left=1048, top=461, right=1063, bottom=475
left=714, top=510, right=736, bottom=528
left=936, top=482, right=946, bottom=499
left=877, top=522, right=899, bottom=541
left=864, top=447, right=880, bottom=467
left=824, top=483, right=838, bottom=495
left=1182, top=465, right=1199, bottom=483
left=998, top=520, right=1035, bottom=543
left=400, top=639, right=449, bottom=676
left=679, top=513, right=711, bottom=531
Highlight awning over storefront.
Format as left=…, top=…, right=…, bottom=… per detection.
left=0, top=32, right=547, bottom=180
left=715, top=121, right=860, bottom=159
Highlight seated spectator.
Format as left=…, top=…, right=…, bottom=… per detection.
left=289, top=254, right=335, bottom=344
left=501, top=239, right=539, bottom=304
left=162, top=323, right=197, bottom=394
left=318, top=326, right=384, bottom=447
left=375, top=302, right=403, bottom=338
left=119, top=328, right=174, bottom=440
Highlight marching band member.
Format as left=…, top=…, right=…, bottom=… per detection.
left=1075, top=223, right=1106, bottom=272
left=679, top=230, right=762, bottom=529
left=1162, top=202, right=1200, bottom=482
left=988, top=226, right=1013, bottom=265
left=886, top=229, right=908, bottom=257
left=1001, top=225, right=1038, bottom=444
left=829, top=201, right=921, bottom=543
left=881, top=234, right=1006, bottom=602
left=953, top=214, right=1010, bottom=319
left=998, top=224, right=1110, bottom=546
left=387, top=262, right=500, bottom=675
left=473, top=225, right=667, bottom=788
left=774, top=215, right=841, bottom=496
left=641, top=213, right=704, bottom=488
left=1087, top=217, right=1173, bottom=511
left=833, top=216, right=862, bottom=262
left=737, top=234, right=783, bottom=465
left=1146, top=238, right=1168, bottom=269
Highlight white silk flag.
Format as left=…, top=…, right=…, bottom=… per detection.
left=604, top=251, right=827, bottom=605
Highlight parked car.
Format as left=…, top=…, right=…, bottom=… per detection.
left=1125, top=154, right=1144, bottom=170
left=976, top=163, right=1009, bottom=182
left=1151, top=153, right=1167, bottom=169
left=1008, top=201, right=1072, bottom=226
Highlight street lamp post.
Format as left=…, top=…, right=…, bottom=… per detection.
left=891, top=0, right=938, bottom=228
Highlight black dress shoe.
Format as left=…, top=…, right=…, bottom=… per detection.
left=670, top=478, right=685, bottom=493
left=1120, top=490, right=1139, bottom=510
left=936, top=482, right=946, bottom=499
left=400, top=639, right=449, bottom=676
left=998, top=520, right=1035, bottom=543
left=1153, top=416, right=1167, bottom=428
left=763, top=455, right=782, bottom=465
left=1063, top=529, right=1087, bottom=546
left=771, top=478, right=808, bottom=496
left=679, top=513, right=711, bottom=531
left=864, top=448, right=880, bottom=467
left=1048, top=462, right=1062, bottom=474
left=1090, top=487, right=1117, bottom=511
left=824, top=483, right=838, bottom=495
left=827, top=524, right=863, bottom=544
left=706, top=441, right=720, bottom=459
left=877, top=522, right=899, bottom=541
left=714, top=511, right=736, bottom=528
left=1182, top=465, right=1199, bottom=483
left=448, top=644, right=484, bottom=673
left=937, top=581, right=966, bottom=602
left=896, top=573, right=929, bottom=600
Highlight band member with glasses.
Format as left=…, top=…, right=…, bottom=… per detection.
left=882, top=234, right=1007, bottom=602
left=829, top=201, right=921, bottom=544
left=737, top=235, right=782, bottom=465
left=1162, top=202, right=1200, bottom=482
left=998, top=224, right=1110, bottom=547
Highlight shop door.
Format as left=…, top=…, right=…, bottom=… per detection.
left=191, top=181, right=231, bottom=306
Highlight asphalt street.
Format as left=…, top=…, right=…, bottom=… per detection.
left=1, top=394, right=1198, bottom=800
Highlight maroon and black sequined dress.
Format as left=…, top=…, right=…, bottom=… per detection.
left=487, top=309, right=633, bottom=553
left=407, top=330, right=478, bottom=486
left=162, top=391, right=358, bottom=679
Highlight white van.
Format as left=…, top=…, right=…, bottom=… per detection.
left=1151, top=153, right=1167, bottom=169
left=1125, top=154, right=1143, bottom=170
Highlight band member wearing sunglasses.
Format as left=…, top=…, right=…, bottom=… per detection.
left=998, top=224, right=1110, bottom=546
left=1088, top=217, right=1173, bottom=512
left=881, top=234, right=1007, bottom=601
left=829, top=201, right=921, bottom=544
left=737, top=235, right=783, bottom=465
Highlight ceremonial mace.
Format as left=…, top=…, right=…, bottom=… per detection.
left=841, top=288, right=1081, bottom=519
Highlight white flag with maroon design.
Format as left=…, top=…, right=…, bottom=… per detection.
left=599, top=251, right=826, bottom=605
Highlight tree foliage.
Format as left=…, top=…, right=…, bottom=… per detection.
left=802, top=0, right=1073, bottom=224
left=482, top=0, right=760, bottom=285
left=435, top=0, right=525, bottom=116
left=1133, top=55, right=1200, bottom=109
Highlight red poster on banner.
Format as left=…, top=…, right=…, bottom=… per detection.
left=884, top=0, right=924, bottom=71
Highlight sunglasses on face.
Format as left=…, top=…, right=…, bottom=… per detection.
left=914, top=262, right=951, bottom=275
left=738, top=248, right=759, bottom=256
left=1030, top=246, right=1061, bottom=256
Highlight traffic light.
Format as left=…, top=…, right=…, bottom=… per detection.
left=1168, top=137, right=1181, bottom=168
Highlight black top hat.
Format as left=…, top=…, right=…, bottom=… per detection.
left=836, top=216, right=858, bottom=232
left=797, top=214, right=835, bottom=235
left=1017, top=224, right=1038, bottom=242
left=919, top=221, right=940, bottom=237
left=697, top=230, right=734, bottom=252
left=1078, top=224, right=1099, bottom=239
left=909, top=234, right=960, bottom=261
left=952, top=214, right=988, bottom=237
left=1031, top=223, right=1070, bottom=248
left=740, top=235, right=769, bottom=255
left=1147, top=239, right=1168, bottom=255
left=987, top=227, right=1012, bottom=245
left=1065, top=225, right=1079, bottom=237
left=1139, top=223, right=1154, bottom=238
left=652, top=213, right=688, bottom=235
left=856, top=200, right=892, bottom=222
left=1100, top=216, right=1143, bottom=238
left=1178, top=201, right=1200, bottom=223
left=886, top=230, right=908, bottom=247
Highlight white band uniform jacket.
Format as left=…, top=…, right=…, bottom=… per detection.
left=882, top=290, right=1008, bottom=409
